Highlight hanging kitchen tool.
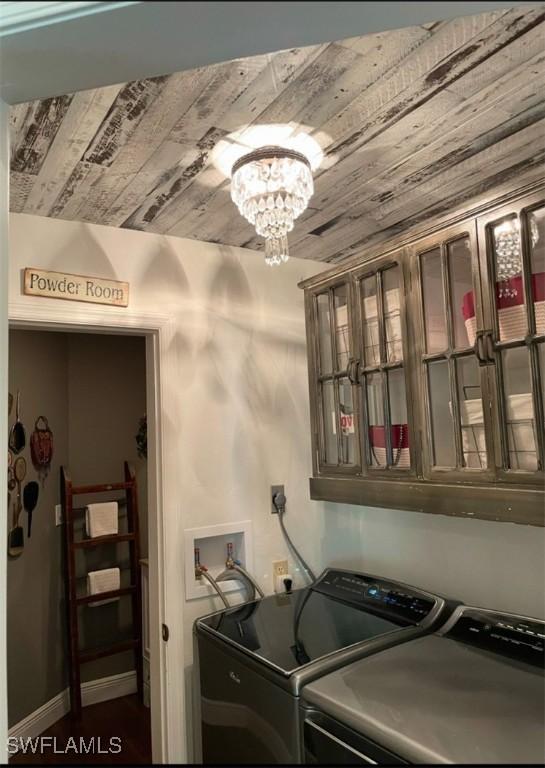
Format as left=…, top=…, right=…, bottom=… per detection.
left=23, top=481, right=39, bottom=538
left=9, top=392, right=26, bottom=455
left=8, top=498, right=23, bottom=557
left=7, top=466, right=16, bottom=492
left=8, top=392, right=13, bottom=416
left=8, top=449, right=13, bottom=469
left=8, top=457, right=27, bottom=557
left=30, top=416, right=54, bottom=486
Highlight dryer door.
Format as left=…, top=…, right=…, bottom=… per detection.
left=303, top=710, right=406, bottom=765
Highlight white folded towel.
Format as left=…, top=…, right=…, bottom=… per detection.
left=85, top=502, right=118, bottom=538
left=87, top=567, right=120, bottom=607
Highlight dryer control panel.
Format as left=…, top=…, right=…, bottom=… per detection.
left=445, top=608, right=544, bottom=667
left=313, top=569, right=436, bottom=626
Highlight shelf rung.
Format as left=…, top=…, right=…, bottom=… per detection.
left=72, top=481, right=133, bottom=495
left=73, top=533, right=135, bottom=549
left=77, top=585, right=135, bottom=605
left=78, top=638, right=139, bottom=664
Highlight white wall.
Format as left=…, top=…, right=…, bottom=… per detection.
left=8, top=212, right=545, bottom=760
left=1, top=98, right=10, bottom=766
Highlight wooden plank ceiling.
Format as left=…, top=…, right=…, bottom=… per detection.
left=9, top=6, right=545, bottom=264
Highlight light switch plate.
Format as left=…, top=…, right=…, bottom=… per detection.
left=55, top=504, right=63, bottom=526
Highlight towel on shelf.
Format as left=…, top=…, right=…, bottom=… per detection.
left=85, top=501, right=118, bottom=538
left=87, top=567, right=120, bottom=607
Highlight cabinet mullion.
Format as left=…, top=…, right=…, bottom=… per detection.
left=521, top=211, right=545, bottom=470
left=530, top=343, right=545, bottom=471
left=521, top=210, right=537, bottom=336
left=376, top=270, right=393, bottom=466
left=376, top=270, right=387, bottom=366
left=382, top=369, right=393, bottom=467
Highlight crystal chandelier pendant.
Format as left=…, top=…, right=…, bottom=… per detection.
left=230, top=146, right=313, bottom=266
left=494, top=220, right=522, bottom=299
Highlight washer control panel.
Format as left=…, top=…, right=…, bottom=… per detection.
left=446, top=608, right=544, bottom=667
left=313, top=570, right=436, bottom=625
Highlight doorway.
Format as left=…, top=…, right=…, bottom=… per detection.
left=6, top=325, right=159, bottom=764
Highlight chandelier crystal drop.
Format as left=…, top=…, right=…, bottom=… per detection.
left=230, top=146, right=314, bottom=266
left=494, top=218, right=539, bottom=299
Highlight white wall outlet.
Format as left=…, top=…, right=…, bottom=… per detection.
left=272, top=559, right=288, bottom=577
left=55, top=504, right=63, bottom=526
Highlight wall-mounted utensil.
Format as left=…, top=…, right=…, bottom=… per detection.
left=23, top=482, right=39, bottom=538
left=8, top=450, right=13, bottom=468
left=9, top=392, right=26, bottom=455
left=8, top=499, right=24, bottom=557
left=14, top=456, right=26, bottom=486
left=8, top=467, right=16, bottom=492
left=30, top=416, right=54, bottom=486
left=8, top=457, right=27, bottom=557
left=8, top=392, right=13, bottom=416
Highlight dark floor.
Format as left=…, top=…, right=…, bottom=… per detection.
left=10, top=695, right=152, bottom=765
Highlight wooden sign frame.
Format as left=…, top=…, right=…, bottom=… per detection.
left=23, top=268, right=129, bottom=307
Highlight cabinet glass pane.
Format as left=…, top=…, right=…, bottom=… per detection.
left=421, top=248, right=447, bottom=353
left=334, top=286, right=350, bottom=372
left=339, top=378, right=356, bottom=465
left=457, top=356, right=486, bottom=468
left=528, top=208, right=545, bottom=335
left=490, top=216, right=527, bottom=342
left=366, top=373, right=385, bottom=467
left=361, top=277, right=379, bottom=367
left=321, top=381, right=337, bottom=464
left=537, top=344, right=545, bottom=414
left=428, top=360, right=456, bottom=467
left=448, top=237, right=474, bottom=350
left=501, top=347, right=537, bottom=470
left=317, top=293, right=333, bottom=374
left=388, top=368, right=410, bottom=468
left=383, top=266, right=403, bottom=362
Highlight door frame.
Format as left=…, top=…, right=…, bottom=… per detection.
left=8, top=299, right=186, bottom=764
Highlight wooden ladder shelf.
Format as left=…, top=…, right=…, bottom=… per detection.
left=61, top=462, right=143, bottom=718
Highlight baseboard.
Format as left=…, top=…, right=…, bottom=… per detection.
left=9, top=670, right=137, bottom=742
left=8, top=689, right=70, bottom=744
left=82, top=669, right=137, bottom=707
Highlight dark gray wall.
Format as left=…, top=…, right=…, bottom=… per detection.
left=8, top=329, right=147, bottom=727
left=7, top=330, right=69, bottom=726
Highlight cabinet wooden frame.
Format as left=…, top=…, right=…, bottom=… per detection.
left=302, top=183, right=545, bottom=527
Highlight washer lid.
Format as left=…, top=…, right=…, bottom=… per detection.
left=197, top=568, right=441, bottom=675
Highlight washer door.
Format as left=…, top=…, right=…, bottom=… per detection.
left=198, top=632, right=300, bottom=764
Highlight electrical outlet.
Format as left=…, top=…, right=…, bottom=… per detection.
left=55, top=504, right=63, bottom=526
left=271, top=484, right=284, bottom=514
left=272, top=559, right=288, bottom=577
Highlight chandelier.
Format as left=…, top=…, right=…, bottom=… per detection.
left=230, top=146, right=314, bottom=266
left=494, top=218, right=539, bottom=298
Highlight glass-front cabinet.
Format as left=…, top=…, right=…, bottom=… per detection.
left=302, top=187, right=545, bottom=526
left=309, top=279, right=361, bottom=474
left=354, top=256, right=415, bottom=476
left=413, top=224, right=496, bottom=482
left=478, top=196, right=545, bottom=484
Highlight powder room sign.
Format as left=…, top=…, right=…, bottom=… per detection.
left=23, top=268, right=129, bottom=307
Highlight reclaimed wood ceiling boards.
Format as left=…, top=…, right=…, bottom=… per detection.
left=9, top=6, right=545, bottom=263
